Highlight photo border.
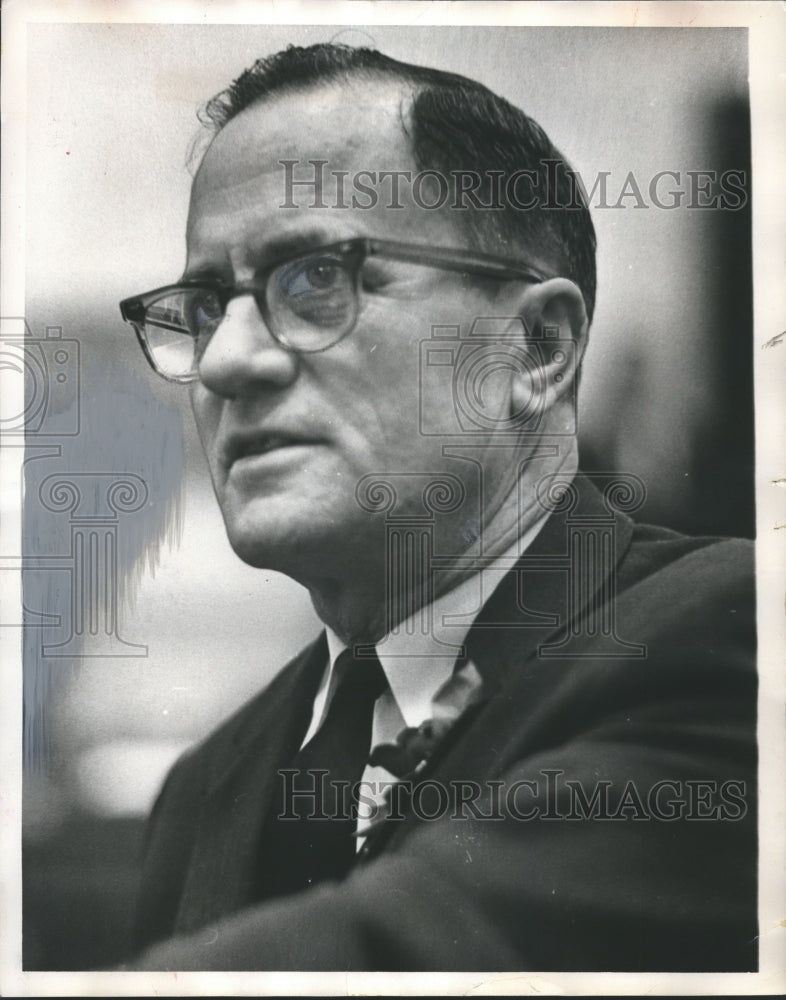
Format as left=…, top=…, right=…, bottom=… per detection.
left=1, top=1, right=784, bottom=996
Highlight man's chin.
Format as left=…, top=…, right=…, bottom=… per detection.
left=223, top=512, right=385, bottom=585
left=219, top=497, right=316, bottom=567
left=225, top=528, right=302, bottom=573
left=222, top=516, right=341, bottom=577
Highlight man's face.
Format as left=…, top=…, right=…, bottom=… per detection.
left=186, top=80, right=517, bottom=584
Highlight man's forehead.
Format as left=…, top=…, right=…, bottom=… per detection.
left=191, top=77, right=416, bottom=197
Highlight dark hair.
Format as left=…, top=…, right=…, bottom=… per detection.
left=198, top=43, right=597, bottom=322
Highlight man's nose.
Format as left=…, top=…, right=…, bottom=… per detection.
left=196, top=294, right=298, bottom=397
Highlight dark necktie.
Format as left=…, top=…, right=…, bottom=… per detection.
left=258, top=647, right=387, bottom=898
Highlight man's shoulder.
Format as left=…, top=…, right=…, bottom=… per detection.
left=621, top=520, right=754, bottom=602
left=469, top=511, right=756, bottom=699
left=602, top=524, right=756, bottom=686
left=536, top=471, right=754, bottom=604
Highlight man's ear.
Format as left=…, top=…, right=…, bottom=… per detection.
left=509, top=277, right=589, bottom=421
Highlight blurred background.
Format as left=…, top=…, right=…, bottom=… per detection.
left=15, top=24, right=752, bottom=969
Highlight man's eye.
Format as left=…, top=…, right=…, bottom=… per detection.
left=282, top=258, right=346, bottom=298
left=186, top=290, right=222, bottom=333
left=183, top=289, right=223, bottom=360
left=306, top=261, right=342, bottom=290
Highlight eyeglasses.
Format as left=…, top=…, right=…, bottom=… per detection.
left=119, top=237, right=549, bottom=383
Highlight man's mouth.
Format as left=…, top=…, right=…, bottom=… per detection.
left=224, top=433, right=321, bottom=469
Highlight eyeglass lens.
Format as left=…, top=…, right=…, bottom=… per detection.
left=139, top=249, right=360, bottom=379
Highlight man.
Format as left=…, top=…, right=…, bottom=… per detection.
left=119, top=44, right=756, bottom=971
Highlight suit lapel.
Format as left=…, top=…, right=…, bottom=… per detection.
left=466, top=471, right=636, bottom=690
left=362, top=474, right=637, bottom=860
left=174, top=632, right=327, bottom=933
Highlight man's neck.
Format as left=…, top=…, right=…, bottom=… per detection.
left=307, top=442, right=579, bottom=646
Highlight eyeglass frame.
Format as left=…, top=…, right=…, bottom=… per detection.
left=119, top=237, right=552, bottom=384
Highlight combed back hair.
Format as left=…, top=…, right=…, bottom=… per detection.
left=198, top=43, right=597, bottom=322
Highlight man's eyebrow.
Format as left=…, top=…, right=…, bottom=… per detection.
left=260, top=229, right=346, bottom=261
left=181, top=228, right=353, bottom=283
left=179, top=266, right=223, bottom=283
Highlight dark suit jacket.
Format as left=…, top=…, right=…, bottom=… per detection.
left=131, top=476, right=757, bottom=971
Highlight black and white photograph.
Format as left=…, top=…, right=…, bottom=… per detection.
left=1, top=1, right=784, bottom=995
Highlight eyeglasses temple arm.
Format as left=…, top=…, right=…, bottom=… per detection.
left=363, top=239, right=547, bottom=283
